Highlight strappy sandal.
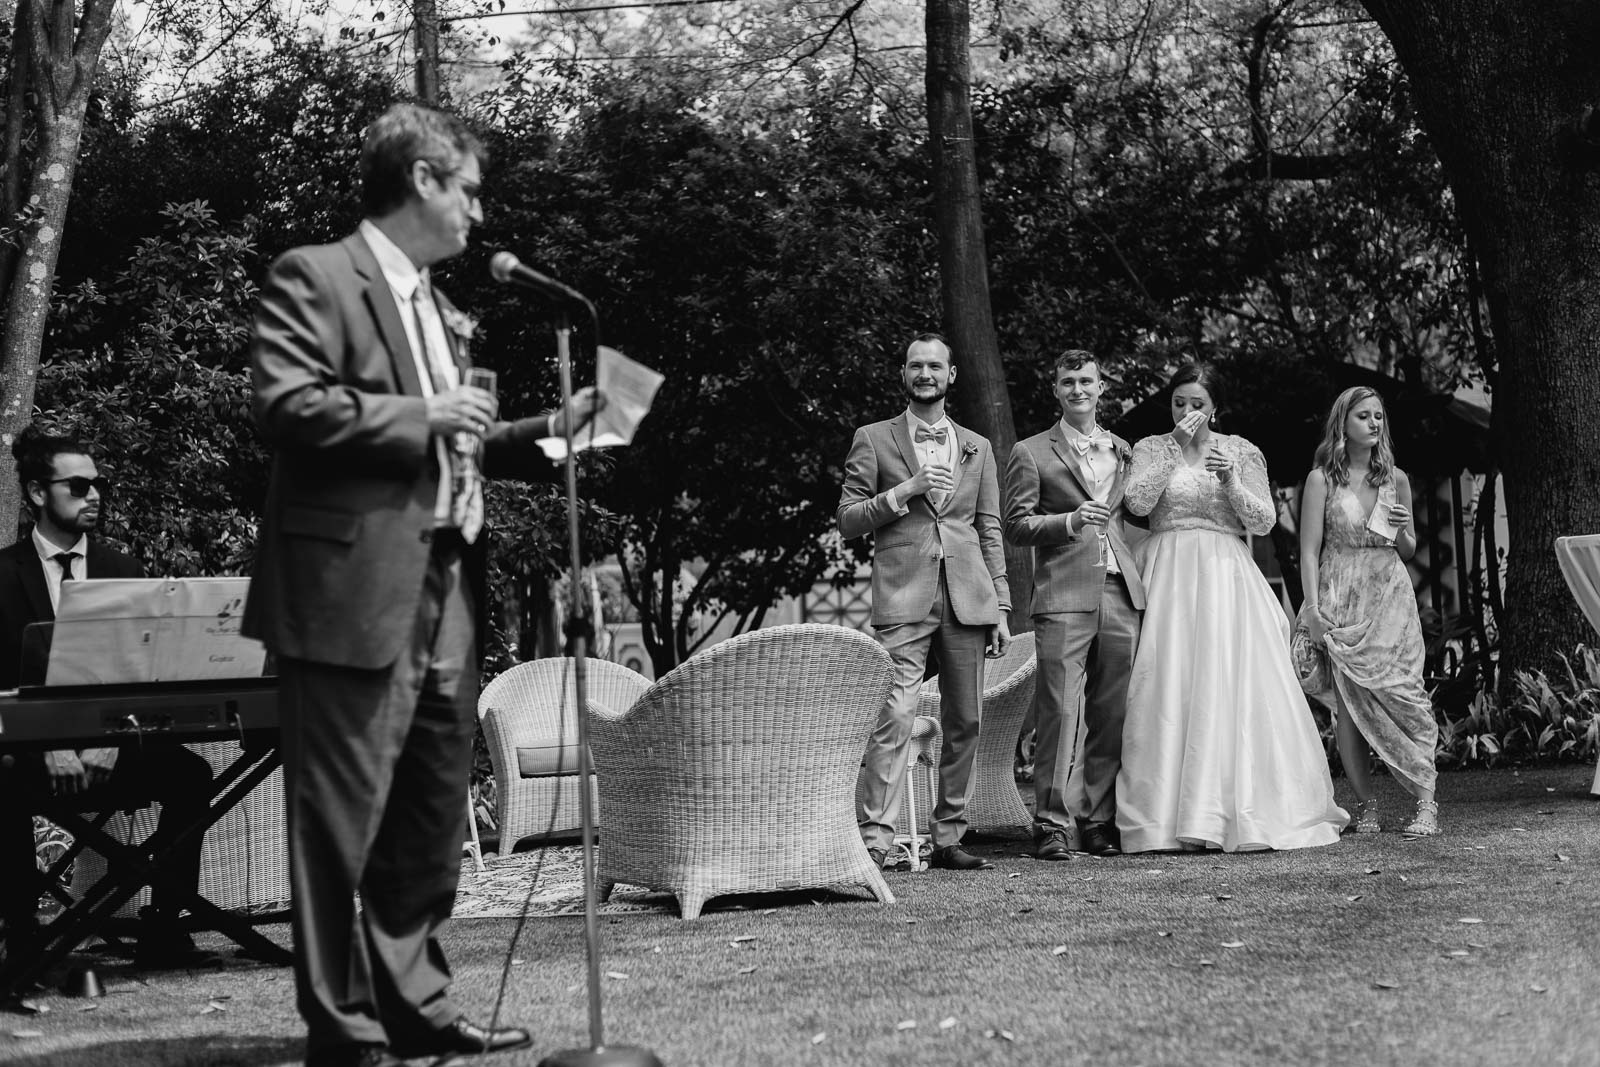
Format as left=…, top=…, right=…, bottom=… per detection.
left=1402, top=799, right=1440, bottom=836
left=1351, top=798, right=1381, bottom=834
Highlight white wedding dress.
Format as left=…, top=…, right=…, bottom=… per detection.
left=1115, top=433, right=1348, bottom=853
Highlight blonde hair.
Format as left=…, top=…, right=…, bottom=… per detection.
left=1313, top=386, right=1394, bottom=488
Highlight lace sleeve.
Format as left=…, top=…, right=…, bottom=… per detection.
left=1223, top=438, right=1276, bottom=535
left=1124, top=435, right=1180, bottom=516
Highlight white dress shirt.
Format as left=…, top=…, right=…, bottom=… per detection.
left=887, top=410, right=956, bottom=514
left=360, top=219, right=457, bottom=524
left=1060, top=419, right=1120, bottom=574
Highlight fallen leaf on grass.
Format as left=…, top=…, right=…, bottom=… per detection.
left=1051, top=945, right=1068, bottom=956
left=811, top=1032, right=826, bottom=1045
left=939, top=1017, right=957, bottom=1030
left=1537, top=810, right=1556, bottom=815
left=1397, top=875, right=1409, bottom=882
left=605, top=971, right=629, bottom=980
left=729, top=936, right=758, bottom=946
left=8, top=1030, right=44, bottom=1039
left=737, top=966, right=756, bottom=975
left=1084, top=898, right=1102, bottom=904
left=1555, top=854, right=1571, bottom=863
left=1447, top=950, right=1469, bottom=958
left=1220, top=940, right=1245, bottom=949
left=200, top=1002, right=227, bottom=1015
left=1198, top=959, right=1215, bottom=967
left=1511, top=827, right=1529, bottom=833
left=1458, top=917, right=1485, bottom=925
left=1374, top=980, right=1399, bottom=990
left=1007, top=872, right=1021, bottom=879
left=16, top=1001, right=47, bottom=1015
left=1365, top=867, right=1381, bottom=875
left=1346, top=895, right=1363, bottom=902
left=983, top=1030, right=1016, bottom=1042
left=1016, top=906, right=1034, bottom=914
left=896, top=1020, right=917, bottom=1031
left=1215, top=894, right=1234, bottom=901
left=1157, top=931, right=1172, bottom=938
left=1531, top=985, right=1549, bottom=994
left=1468, top=942, right=1487, bottom=949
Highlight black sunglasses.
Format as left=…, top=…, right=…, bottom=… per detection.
left=49, top=476, right=109, bottom=498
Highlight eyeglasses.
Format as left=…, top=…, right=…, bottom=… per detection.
left=49, top=476, right=109, bottom=498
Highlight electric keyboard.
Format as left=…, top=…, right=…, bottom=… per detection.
left=0, top=678, right=278, bottom=750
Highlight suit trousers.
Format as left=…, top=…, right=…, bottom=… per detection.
left=0, top=743, right=213, bottom=934
left=1032, top=571, right=1141, bottom=836
left=859, top=567, right=987, bottom=851
left=278, top=533, right=478, bottom=1052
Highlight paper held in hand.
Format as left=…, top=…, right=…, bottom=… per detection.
left=1366, top=482, right=1400, bottom=541
left=538, top=346, right=663, bottom=461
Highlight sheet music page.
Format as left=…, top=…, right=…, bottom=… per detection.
left=539, top=346, right=664, bottom=460
left=46, top=578, right=264, bottom=685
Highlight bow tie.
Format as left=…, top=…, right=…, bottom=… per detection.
left=914, top=426, right=948, bottom=445
left=1071, top=435, right=1114, bottom=455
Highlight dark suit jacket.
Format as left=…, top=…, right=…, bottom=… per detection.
left=0, top=536, right=144, bottom=690
left=836, top=415, right=1010, bottom=628
left=242, top=231, right=556, bottom=670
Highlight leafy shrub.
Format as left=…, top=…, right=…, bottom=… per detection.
left=1436, top=647, right=1600, bottom=768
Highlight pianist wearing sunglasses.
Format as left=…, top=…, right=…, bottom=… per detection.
left=0, top=424, right=215, bottom=972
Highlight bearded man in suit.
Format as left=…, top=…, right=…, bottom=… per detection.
left=1004, top=350, right=1146, bottom=861
left=243, top=103, right=598, bottom=1067
left=0, top=425, right=212, bottom=970
left=837, top=333, right=1010, bottom=873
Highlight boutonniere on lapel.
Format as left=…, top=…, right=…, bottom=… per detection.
left=960, top=440, right=980, bottom=465
left=438, top=306, right=479, bottom=354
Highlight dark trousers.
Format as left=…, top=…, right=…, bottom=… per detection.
left=279, top=537, right=479, bottom=1052
left=0, top=744, right=214, bottom=934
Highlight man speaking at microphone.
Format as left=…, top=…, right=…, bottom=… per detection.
left=244, top=102, right=599, bottom=1067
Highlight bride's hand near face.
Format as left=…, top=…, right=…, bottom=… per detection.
left=1172, top=410, right=1207, bottom=447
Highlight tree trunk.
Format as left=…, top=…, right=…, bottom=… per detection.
left=925, top=0, right=1032, bottom=625
left=0, top=0, right=116, bottom=547
left=413, top=0, right=443, bottom=105
left=1359, top=2, right=1600, bottom=686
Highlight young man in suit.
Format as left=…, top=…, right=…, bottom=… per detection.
left=0, top=426, right=213, bottom=969
left=243, top=103, right=598, bottom=1067
left=1004, top=350, right=1146, bottom=861
left=838, top=333, right=1011, bottom=873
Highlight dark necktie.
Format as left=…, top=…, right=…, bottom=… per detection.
left=53, top=552, right=76, bottom=581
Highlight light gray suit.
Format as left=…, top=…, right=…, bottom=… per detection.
left=838, top=414, right=1009, bottom=850
left=1005, top=425, right=1146, bottom=839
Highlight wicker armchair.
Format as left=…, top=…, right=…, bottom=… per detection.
left=915, top=630, right=1037, bottom=833
left=477, top=657, right=651, bottom=849
left=587, top=624, right=897, bottom=919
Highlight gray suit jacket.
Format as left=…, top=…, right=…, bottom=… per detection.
left=1004, top=425, right=1148, bottom=614
left=837, top=415, right=1010, bottom=628
left=242, top=232, right=554, bottom=670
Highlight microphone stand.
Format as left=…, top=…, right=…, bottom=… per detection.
left=539, top=305, right=663, bottom=1067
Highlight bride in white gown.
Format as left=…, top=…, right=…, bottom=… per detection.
left=1116, top=364, right=1347, bottom=853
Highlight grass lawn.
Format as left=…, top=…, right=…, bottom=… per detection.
left=3, top=765, right=1597, bottom=1067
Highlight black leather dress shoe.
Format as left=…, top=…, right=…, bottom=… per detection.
left=1080, top=824, right=1122, bottom=857
left=929, top=845, right=994, bottom=871
left=304, top=1043, right=401, bottom=1067
left=1033, top=828, right=1076, bottom=861
left=396, top=1016, right=532, bottom=1058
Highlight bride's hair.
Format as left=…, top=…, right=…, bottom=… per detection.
left=1314, top=386, right=1394, bottom=488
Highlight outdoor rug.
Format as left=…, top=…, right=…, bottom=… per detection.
left=451, top=847, right=674, bottom=919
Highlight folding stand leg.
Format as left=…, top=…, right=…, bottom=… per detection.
left=903, top=759, right=922, bottom=873
left=463, top=790, right=486, bottom=873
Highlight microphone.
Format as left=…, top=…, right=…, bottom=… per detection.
left=489, top=251, right=590, bottom=309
